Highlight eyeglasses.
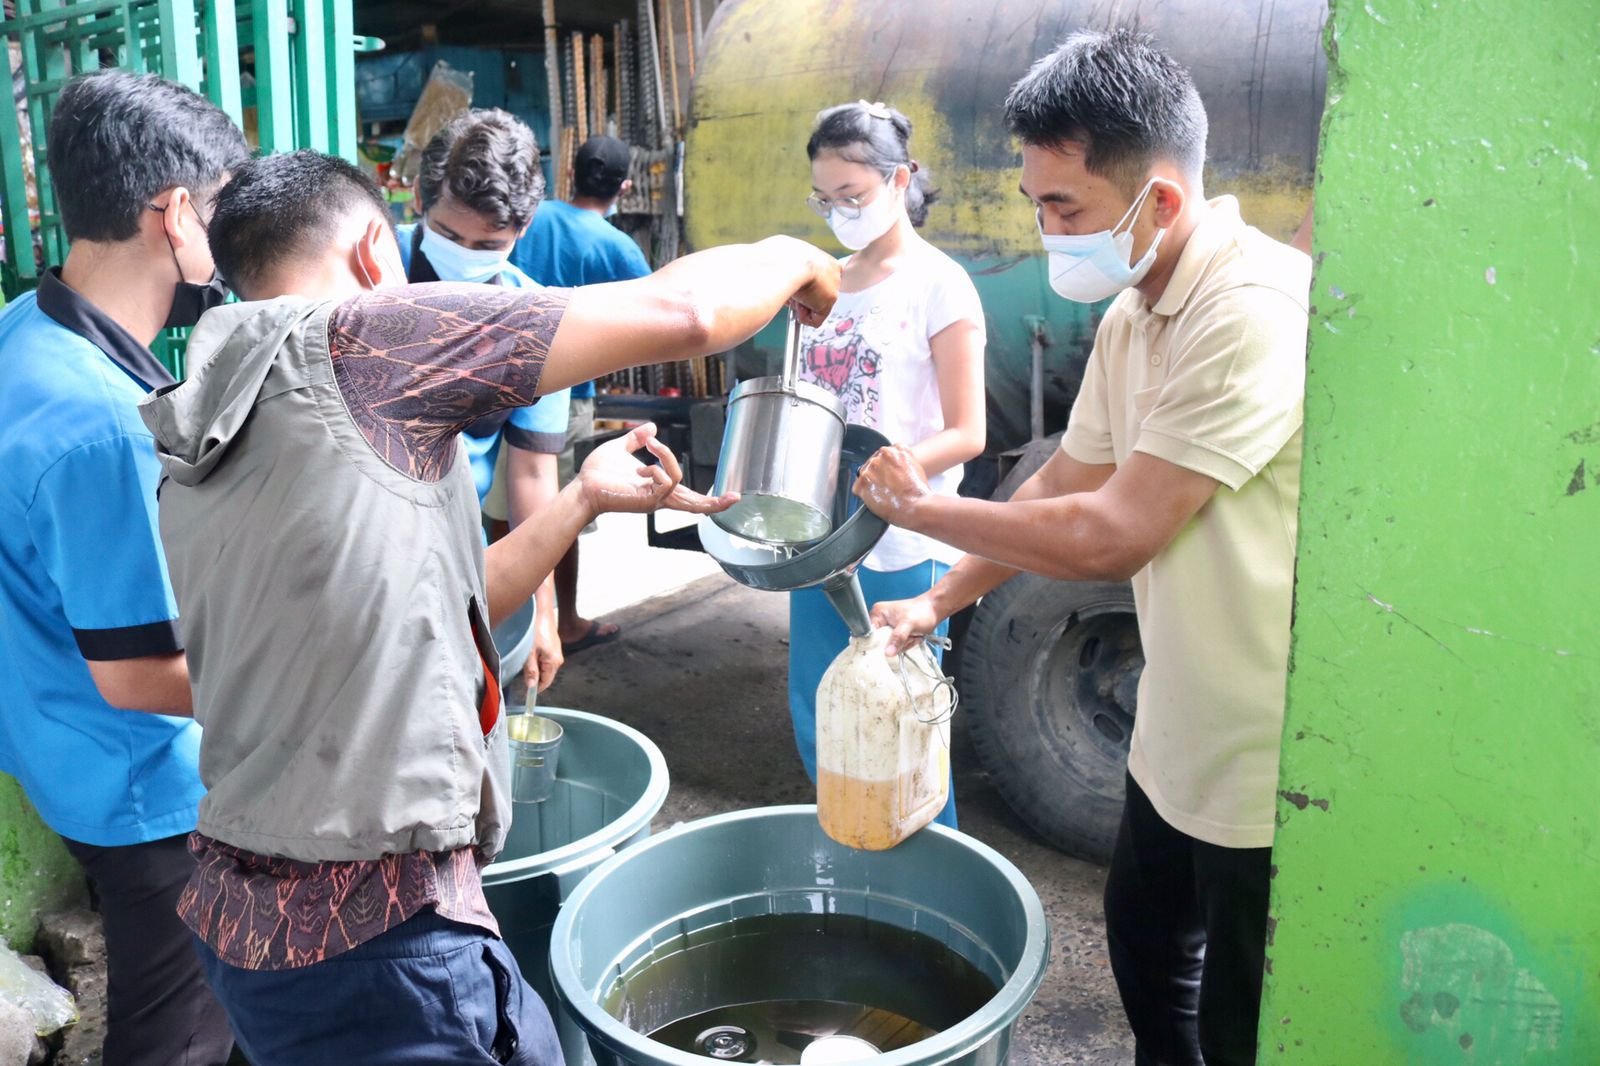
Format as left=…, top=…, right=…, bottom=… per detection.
left=806, top=192, right=867, bottom=221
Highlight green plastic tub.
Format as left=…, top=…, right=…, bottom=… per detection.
left=483, top=707, right=669, bottom=1066
left=549, top=806, right=1051, bottom=1065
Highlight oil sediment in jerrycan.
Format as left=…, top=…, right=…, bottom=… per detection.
left=816, top=627, right=953, bottom=851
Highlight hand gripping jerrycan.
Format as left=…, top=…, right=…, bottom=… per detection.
left=816, top=627, right=956, bottom=850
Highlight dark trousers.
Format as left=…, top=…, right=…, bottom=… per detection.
left=1103, top=773, right=1273, bottom=1066
left=60, top=833, right=235, bottom=1066
left=192, top=908, right=562, bottom=1066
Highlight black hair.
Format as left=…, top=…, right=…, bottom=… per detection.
left=416, top=108, right=543, bottom=231
left=573, top=136, right=632, bottom=200
left=1004, top=29, right=1208, bottom=193
left=208, top=150, right=391, bottom=298
left=47, top=69, right=249, bottom=242
left=572, top=166, right=620, bottom=200
left=806, top=101, right=940, bottom=227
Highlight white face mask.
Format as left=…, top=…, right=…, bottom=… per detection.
left=419, top=221, right=510, bottom=283
left=826, top=178, right=903, bottom=251
left=1039, top=179, right=1166, bottom=303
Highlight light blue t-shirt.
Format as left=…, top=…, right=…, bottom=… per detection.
left=511, top=199, right=652, bottom=399
left=398, top=223, right=570, bottom=502
left=0, top=274, right=205, bottom=846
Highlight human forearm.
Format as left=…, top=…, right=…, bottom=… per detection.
left=538, top=237, right=840, bottom=392
left=918, top=319, right=986, bottom=479
left=932, top=554, right=1020, bottom=618
left=868, top=436, right=1135, bottom=575
left=902, top=493, right=1133, bottom=582
left=660, top=236, right=834, bottom=353
left=506, top=448, right=565, bottom=630
left=908, top=427, right=984, bottom=480
left=488, top=423, right=736, bottom=624
left=87, top=652, right=193, bottom=716
left=507, top=447, right=560, bottom=529
left=485, top=482, right=593, bottom=626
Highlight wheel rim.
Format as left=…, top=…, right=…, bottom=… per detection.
left=1042, top=603, right=1142, bottom=768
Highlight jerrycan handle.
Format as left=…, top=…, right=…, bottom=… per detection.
left=780, top=309, right=802, bottom=394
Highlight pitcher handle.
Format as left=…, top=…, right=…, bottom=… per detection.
left=780, top=309, right=801, bottom=393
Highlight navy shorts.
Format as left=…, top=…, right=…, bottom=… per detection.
left=192, top=908, right=563, bottom=1065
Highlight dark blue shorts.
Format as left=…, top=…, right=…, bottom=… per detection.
left=192, top=908, right=563, bottom=1065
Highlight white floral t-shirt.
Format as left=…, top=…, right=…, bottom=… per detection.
left=799, top=240, right=985, bottom=571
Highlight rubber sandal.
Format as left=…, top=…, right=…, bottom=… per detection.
left=561, top=620, right=621, bottom=655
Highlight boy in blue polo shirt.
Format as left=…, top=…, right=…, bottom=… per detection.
left=396, top=107, right=571, bottom=693
left=0, top=71, right=243, bottom=1065
left=511, top=135, right=653, bottom=657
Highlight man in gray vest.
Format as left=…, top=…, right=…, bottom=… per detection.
left=139, top=150, right=839, bottom=1064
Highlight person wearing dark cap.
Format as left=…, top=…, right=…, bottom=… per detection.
left=509, top=135, right=652, bottom=664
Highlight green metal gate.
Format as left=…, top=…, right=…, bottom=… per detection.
left=0, top=0, right=359, bottom=368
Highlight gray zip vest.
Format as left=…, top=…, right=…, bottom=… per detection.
left=139, top=298, right=511, bottom=862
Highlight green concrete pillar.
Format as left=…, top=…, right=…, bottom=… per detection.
left=0, top=775, right=85, bottom=953
left=1263, top=1, right=1600, bottom=1061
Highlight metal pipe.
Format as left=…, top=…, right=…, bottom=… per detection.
left=1025, top=316, right=1048, bottom=441
left=642, top=0, right=668, bottom=144
left=780, top=310, right=800, bottom=393
left=542, top=0, right=562, bottom=185
left=823, top=576, right=874, bottom=638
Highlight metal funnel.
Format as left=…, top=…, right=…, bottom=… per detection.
left=698, top=425, right=890, bottom=637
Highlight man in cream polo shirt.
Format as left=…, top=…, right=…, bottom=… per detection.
left=856, top=29, right=1309, bottom=1066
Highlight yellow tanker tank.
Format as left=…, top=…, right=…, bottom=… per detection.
left=687, top=0, right=1327, bottom=454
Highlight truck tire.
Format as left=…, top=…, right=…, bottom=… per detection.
left=960, top=573, right=1141, bottom=865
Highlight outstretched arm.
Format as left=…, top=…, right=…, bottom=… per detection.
left=864, top=449, right=1118, bottom=654
left=858, top=445, right=1215, bottom=583
left=327, top=237, right=840, bottom=481
left=484, top=423, right=735, bottom=626
left=537, top=236, right=840, bottom=392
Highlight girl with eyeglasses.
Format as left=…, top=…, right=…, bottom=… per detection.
left=789, top=100, right=988, bottom=830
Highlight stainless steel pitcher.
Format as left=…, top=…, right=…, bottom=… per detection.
left=710, top=312, right=846, bottom=546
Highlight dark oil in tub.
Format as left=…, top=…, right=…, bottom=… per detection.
left=601, top=912, right=998, bottom=1063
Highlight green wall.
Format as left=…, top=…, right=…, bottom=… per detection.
left=0, top=775, right=85, bottom=952
left=1263, top=1, right=1600, bottom=1062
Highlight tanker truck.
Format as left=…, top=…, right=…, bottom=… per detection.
left=659, top=0, right=1326, bottom=863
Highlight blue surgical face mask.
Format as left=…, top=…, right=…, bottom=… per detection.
left=419, top=220, right=510, bottom=283
left=1038, top=179, right=1165, bottom=303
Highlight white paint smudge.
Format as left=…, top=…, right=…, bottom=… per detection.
left=1485, top=266, right=1498, bottom=285
left=1364, top=2, right=1390, bottom=24
left=1399, top=924, right=1563, bottom=1053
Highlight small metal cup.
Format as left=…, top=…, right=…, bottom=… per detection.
left=507, top=714, right=564, bottom=803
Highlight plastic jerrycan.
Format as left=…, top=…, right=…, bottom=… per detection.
left=816, top=627, right=954, bottom=850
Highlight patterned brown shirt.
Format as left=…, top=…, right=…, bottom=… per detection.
left=179, top=282, right=571, bottom=971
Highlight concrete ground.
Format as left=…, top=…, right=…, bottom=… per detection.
left=531, top=515, right=1137, bottom=1064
